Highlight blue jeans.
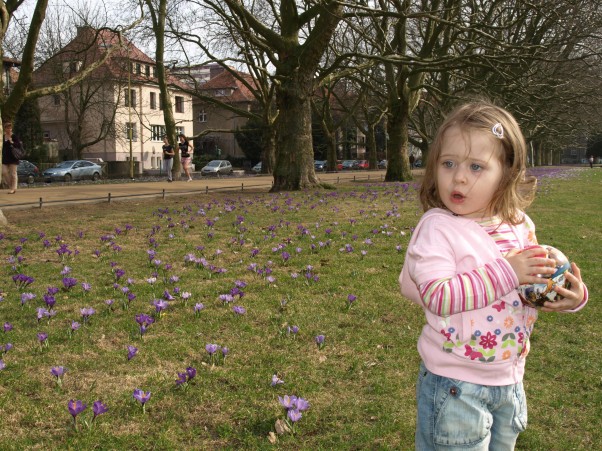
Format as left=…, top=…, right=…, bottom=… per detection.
left=415, top=362, right=527, bottom=450
left=164, top=158, right=173, bottom=180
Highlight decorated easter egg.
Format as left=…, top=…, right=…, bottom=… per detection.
left=517, top=245, right=571, bottom=308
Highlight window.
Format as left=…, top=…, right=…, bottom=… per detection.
left=53, top=95, right=61, bottom=106
left=63, top=61, right=82, bottom=74
left=153, top=66, right=157, bottom=78
left=151, top=125, right=165, bottom=141
left=176, top=126, right=184, bottom=136
left=124, top=89, right=137, bottom=108
left=125, top=122, right=137, bottom=141
left=175, top=96, right=184, bottom=113
left=43, top=131, right=50, bottom=139
left=136, top=63, right=141, bottom=75
left=159, top=95, right=164, bottom=110
left=146, top=65, right=151, bottom=77
left=150, top=92, right=157, bottom=110
left=198, top=110, right=207, bottom=123
left=215, top=89, right=226, bottom=96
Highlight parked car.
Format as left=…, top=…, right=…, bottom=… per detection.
left=201, top=160, right=233, bottom=176
left=17, top=160, right=40, bottom=184
left=336, top=160, right=343, bottom=171
left=252, top=162, right=262, bottom=174
left=341, top=160, right=358, bottom=170
left=43, top=160, right=102, bottom=182
left=314, top=160, right=326, bottom=171
left=377, top=159, right=388, bottom=169
left=356, top=160, right=369, bottom=170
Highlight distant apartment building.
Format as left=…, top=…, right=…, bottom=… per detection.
left=33, top=26, right=193, bottom=173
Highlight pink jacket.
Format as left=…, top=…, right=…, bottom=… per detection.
left=401, top=209, right=553, bottom=385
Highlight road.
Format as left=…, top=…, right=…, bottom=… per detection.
left=0, top=170, right=390, bottom=211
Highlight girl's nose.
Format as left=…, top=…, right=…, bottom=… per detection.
left=453, top=166, right=467, bottom=183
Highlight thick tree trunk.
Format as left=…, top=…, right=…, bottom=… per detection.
left=271, top=79, right=319, bottom=191
left=385, top=102, right=413, bottom=182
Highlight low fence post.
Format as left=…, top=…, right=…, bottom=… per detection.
left=241, top=183, right=244, bottom=192
left=162, top=189, right=166, bottom=199
left=39, top=197, right=43, bottom=209
left=206, top=186, right=209, bottom=194
left=108, top=193, right=111, bottom=203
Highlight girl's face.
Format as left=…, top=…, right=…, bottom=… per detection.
left=179, top=136, right=185, bottom=142
left=436, top=126, right=504, bottom=219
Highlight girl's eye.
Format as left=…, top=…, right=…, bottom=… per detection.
left=470, top=163, right=482, bottom=171
left=442, top=160, right=454, bottom=168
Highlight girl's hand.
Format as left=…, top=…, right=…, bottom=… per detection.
left=505, top=247, right=556, bottom=285
left=540, top=263, right=585, bottom=312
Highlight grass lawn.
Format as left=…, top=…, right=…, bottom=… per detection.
left=0, top=167, right=599, bottom=449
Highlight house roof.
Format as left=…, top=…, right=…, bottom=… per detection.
left=199, top=70, right=257, bottom=103
left=33, top=27, right=188, bottom=90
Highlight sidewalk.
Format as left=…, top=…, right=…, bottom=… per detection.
left=0, top=170, right=390, bottom=211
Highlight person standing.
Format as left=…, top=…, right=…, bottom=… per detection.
left=589, top=154, right=594, bottom=168
left=162, top=136, right=175, bottom=182
left=178, top=133, right=193, bottom=181
left=2, top=122, right=21, bottom=194
left=400, top=102, right=588, bottom=450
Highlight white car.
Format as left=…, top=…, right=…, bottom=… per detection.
left=201, top=160, right=233, bottom=176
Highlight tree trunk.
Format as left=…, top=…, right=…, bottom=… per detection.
left=261, top=125, right=276, bottom=174
left=385, top=102, right=412, bottom=181
left=271, top=78, right=319, bottom=191
left=366, top=123, right=378, bottom=169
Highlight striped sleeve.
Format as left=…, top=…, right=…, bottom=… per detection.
left=418, top=258, right=518, bottom=316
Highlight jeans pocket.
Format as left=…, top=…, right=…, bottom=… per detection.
left=512, top=383, right=528, bottom=433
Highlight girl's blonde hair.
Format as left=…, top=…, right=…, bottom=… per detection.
left=419, top=101, right=536, bottom=225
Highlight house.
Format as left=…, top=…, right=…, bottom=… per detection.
left=189, top=69, right=258, bottom=159
left=33, top=26, right=193, bottom=174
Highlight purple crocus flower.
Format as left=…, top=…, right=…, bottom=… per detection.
left=278, top=395, right=297, bottom=410
left=37, top=332, right=48, bottom=345
left=80, top=307, right=96, bottom=324
left=51, top=366, right=67, bottom=378
left=232, top=305, right=246, bottom=315
left=43, top=294, right=56, bottom=308
left=175, top=372, right=188, bottom=386
left=71, top=321, right=81, bottom=332
left=62, top=277, right=78, bottom=290
left=67, top=399, right=87, bottom=426
left=347, top=294, right=357, bottom=306
left=92, top=400, right=108, bottom=421
left=47, top=286, right=59, bottom=295
left=3, top=322, right=12, bottom=333
left=287, top=409, right=302, bottom=423
left=271, top=374, right=284, bottom=386
left=81, top=282, right=92, bottom=292
left=127, top=345, right=138, bottom=361
left=20, top=292, right=36, bottom=306
left=194, top=303, right=204, bottom=315
left=295, top=397, right=310, bottom=411
left=205, top=343, right=219, bottom=355
left=315, top=334, right=325, bottom=349
left=152, top=299, right=169, bottom=314
left=186, top=367, right=196, bottom=380
left=0, top=360, right=5, bottom=370
left=132, top=389, right=151, bottom=413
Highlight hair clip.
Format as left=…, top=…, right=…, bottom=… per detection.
left=492, top=123, right=504, bottom=139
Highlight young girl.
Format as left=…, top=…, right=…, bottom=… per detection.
left=178, top=134, right=193, bottom=181
left=399, top=102, right=588, bottom=450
